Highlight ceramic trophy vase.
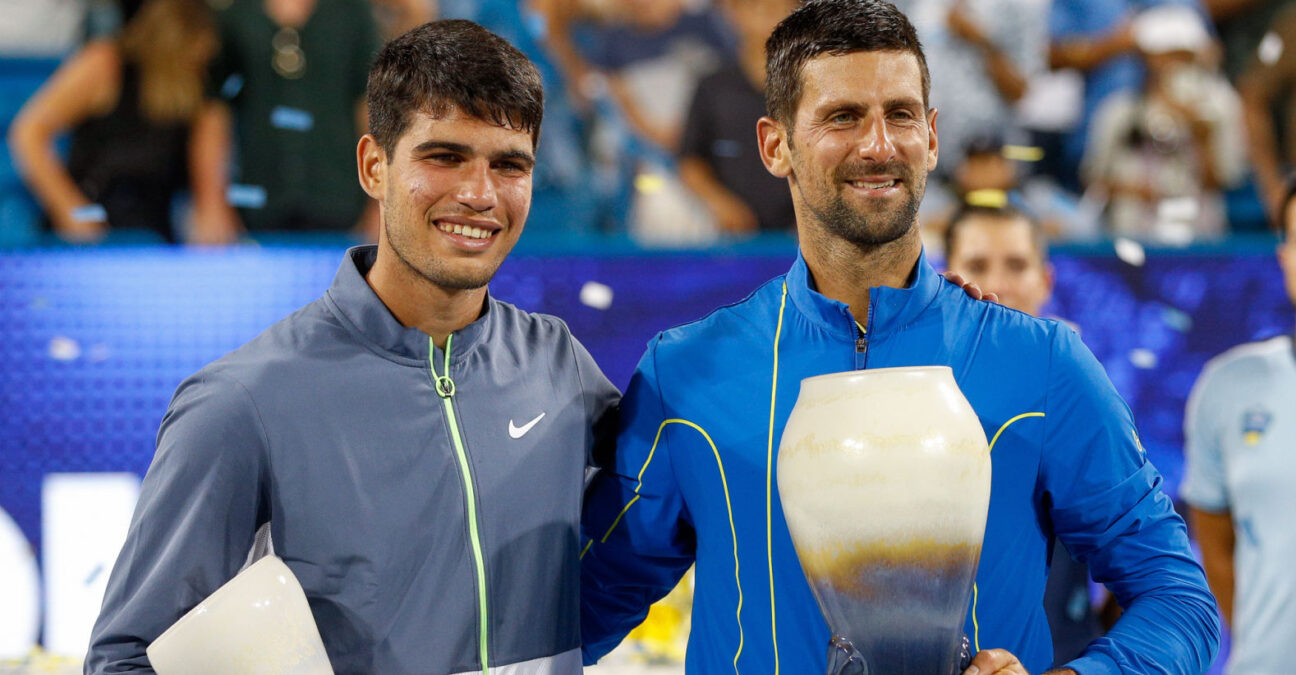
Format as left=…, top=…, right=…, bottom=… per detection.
left=777, top=366, right=991, bottom=675
left=146, top=555, right=334, bottom=674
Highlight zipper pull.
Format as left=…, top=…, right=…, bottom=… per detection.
left=430, top=334, right=457, bottom=398
left=854, top=319, right=868, bottom=353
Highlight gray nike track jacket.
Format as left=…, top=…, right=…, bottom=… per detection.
left=86, top=246, right=620, bottom=674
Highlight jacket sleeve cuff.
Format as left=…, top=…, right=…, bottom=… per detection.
left=1062, top=651, right=1121, bottom=675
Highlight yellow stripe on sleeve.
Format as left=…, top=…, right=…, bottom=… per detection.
left=971, top=411, right=1046, bottom=653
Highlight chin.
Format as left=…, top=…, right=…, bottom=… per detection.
left=435, top=272, right=495, bottom=291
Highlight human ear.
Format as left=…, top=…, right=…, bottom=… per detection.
left=758, top=116, right=793, bottom=178
left=356, top=134, right=387, bottom=200
left=927, top=107, right=940, bottom=172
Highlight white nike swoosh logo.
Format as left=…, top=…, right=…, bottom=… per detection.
left=508, top=412, right=546, bottom=439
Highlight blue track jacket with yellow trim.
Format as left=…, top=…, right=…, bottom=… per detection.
left=580, top=250, right=1219, bottom=674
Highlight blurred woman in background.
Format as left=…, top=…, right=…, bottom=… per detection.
left=8, top=0, right=217, bottom=243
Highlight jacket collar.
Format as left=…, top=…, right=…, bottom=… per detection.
left=324, top=245, right=493, bottom=363
left=785, top=246, right=943, bottom=339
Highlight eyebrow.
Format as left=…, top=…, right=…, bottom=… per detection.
left=410, top=140, right=535, bottom=166
left=411, top=140, right=470, bottom=156
left=816, top=97, right=925, bottom=114
left=885, top=97, right=925, bottom=111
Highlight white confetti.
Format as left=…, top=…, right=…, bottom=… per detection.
left=579, top=281, right=614, bottom=310
left=48, top=336, right=81, bottom=362
left=1129, top=349, right=1158, bottom=370
left=1114, top=238, right=1146, bottom=267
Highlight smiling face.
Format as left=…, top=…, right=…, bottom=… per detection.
left=361, top=107, right=535, bottom=291
left=762, top=50, right=938, bottom=249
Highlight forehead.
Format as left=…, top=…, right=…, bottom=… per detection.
left=951, top=216, right=1040, bottom=258
left=795, top=50, right=925, bottom=117
left=396, top=107, right=534, bottom=152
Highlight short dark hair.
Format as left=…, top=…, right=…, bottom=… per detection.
left=764, top=0, right=930, bottom=125
left=944, top=202, right=1047, bottom=262
left=366, top=20, right=544, bottom=157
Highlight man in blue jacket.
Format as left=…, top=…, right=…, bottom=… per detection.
left=579, top=1, right=1220, bottom=673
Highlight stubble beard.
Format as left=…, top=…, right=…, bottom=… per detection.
left=805, top=160, right=925, bottom=250
left=384, top=215, right=502, bottom=291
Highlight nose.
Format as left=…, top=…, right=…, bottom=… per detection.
left=454, top=160, right=498, bottom=213
left=981, top=267, right=1010, bottom=298
left=856, top=115, right=896, bottom=164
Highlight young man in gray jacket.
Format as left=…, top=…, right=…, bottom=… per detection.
left=86, top=20, right=619, bottom=675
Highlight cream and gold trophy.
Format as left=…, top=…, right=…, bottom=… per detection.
left=778, top=366, right=991, bottom=674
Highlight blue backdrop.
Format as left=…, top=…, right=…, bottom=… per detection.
left=1, top=237, right=1291, bottom=564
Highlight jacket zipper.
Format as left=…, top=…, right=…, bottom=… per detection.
left=430, top=334, right=490, bottom=675
left=854, top=303, right=871, bottom=370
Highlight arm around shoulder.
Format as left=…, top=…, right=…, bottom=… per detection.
left=580, top=336, right=694, bottom=664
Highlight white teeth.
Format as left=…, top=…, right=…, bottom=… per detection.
left=852, top=180, right=896, bottom=189
left=437, top=222, right=493, bottom=240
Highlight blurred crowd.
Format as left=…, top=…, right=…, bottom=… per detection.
left=1, top=0, right=1294, bottom=249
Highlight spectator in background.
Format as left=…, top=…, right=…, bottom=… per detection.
left=942, top=203, right=1053, bottom=334
left=921, top=135, right=1100, bottom=249
left=543, top=0, right=732, bottom=245
left=191, top=0, right=430, bottom=243
left=1083, top=5, right=1245, bottom=242
left=1180, top=179, right=1296, bottom=674
left=1048, top=0, right=1194, bottom=190
left=895, top=0, right=1047, bottom=179
left=561, top=0, right=730, bottom=154
left=677, top=0, right=797, bottom=235
left=1240, top=3, right=1296, bottom=223
left=8, top=0, right=217, bottom=243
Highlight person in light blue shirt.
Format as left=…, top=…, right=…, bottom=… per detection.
left=1181, top=182, right=1296, bottom=674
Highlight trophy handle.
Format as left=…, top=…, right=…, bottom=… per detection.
left=826, top=636, right=869, bottom=675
